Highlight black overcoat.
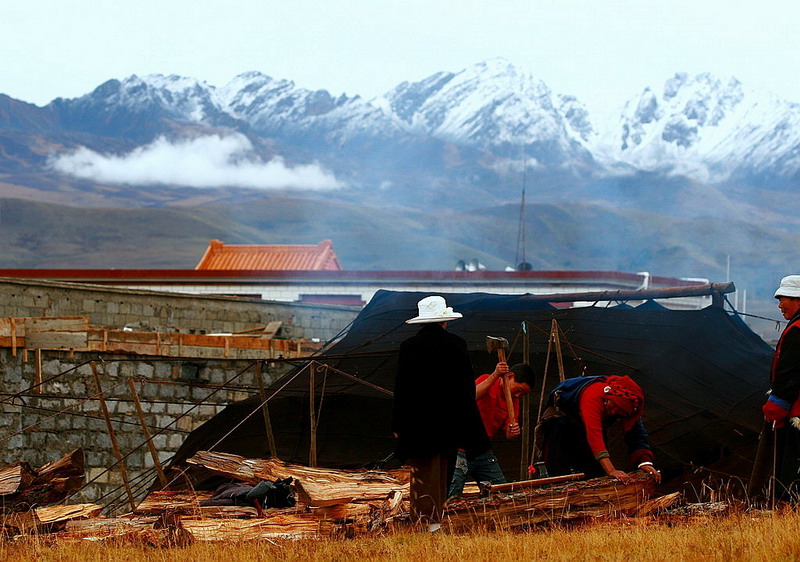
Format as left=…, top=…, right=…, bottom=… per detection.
left=391, top=323, right=490, bottom=463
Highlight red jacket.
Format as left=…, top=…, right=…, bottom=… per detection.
left=475, top=374, right=520, bottom=439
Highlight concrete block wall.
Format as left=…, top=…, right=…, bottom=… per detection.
left=0, top=278, right=360, bottom=510
left=0, top=278, right=358, bottom=341
left=0, top=347, right=292, bottom=509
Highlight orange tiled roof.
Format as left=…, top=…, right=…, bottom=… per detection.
left=195, top=240, right=342, bottom=271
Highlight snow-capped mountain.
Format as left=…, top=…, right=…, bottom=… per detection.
left=379, top=58, right=594, bottom=168
left=590, top=72, right=800, bottom=184
left=2, top=58, right=800, bottom=200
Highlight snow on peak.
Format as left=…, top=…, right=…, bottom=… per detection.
left=381, top=58, right=569, bottom=148
left=590, top=71, right=800, bottom=181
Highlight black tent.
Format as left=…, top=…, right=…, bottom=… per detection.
left=168, top=289, right=774, bottom=490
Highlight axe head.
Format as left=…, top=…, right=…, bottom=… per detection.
left=485, top=335, right=509, bottom=354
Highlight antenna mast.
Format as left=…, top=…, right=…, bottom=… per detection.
left=514, top=148, right=528, bottom=270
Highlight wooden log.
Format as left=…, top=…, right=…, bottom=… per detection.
left=180, top=513, right=334, bottom=541
left=186, top=451, right=410, bottom=506
left=444, top=472, right=658, bottom=530
left=35, top=503, right=104, bottom=525
left=36, top=448, right=84, bottom=479
left=134, top=490, right=214, bottom=514
left=7, top=449, right=86, bottom=508
left=65, top=516, right=159, bottom=534
left=0, top=462, right=37, bottom=497
left=0, top=503, right=102, bottom=535
left=11, top=475, right=85, bottom=508
left=633, top=492, right=683, bottom=517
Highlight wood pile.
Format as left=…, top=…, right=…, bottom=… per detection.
left=1, top=450, right=673, bottom=543
left=0, top=448, right=86, bottom=513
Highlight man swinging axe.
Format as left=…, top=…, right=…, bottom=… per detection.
left=447, top=335, right=536, bottom=499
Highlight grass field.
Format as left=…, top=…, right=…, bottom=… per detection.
left=3, top=508, right=800, bottom=562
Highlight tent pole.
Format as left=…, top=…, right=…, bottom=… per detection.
left=127, top=377, right=168, bottom=487
left=256, top=361, right=278, bottom=458
left=519, top=321, right=530, bottom=480
left=553, top=320, right=566, bottom=382
left=90, top=361, right=136, bottom=512
left=309, top=362, right=317, bottom=467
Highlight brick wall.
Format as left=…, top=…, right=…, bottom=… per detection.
left=0, top=278, right=360, bottom=510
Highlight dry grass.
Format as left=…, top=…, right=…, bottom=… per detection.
left=3, top=509, right=800, bottom=562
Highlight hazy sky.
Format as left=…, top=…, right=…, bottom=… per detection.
left=4, top=0, right=799, bottom=114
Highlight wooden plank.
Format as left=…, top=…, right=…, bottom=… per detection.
left=25, top=331, right=88, bottom=350
left=23, top=317, right=88, bottom=333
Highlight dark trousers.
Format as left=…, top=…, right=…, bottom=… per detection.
left=776, top=423, right=800, bottom=501
left=409, top=452, right=456, bottom=523
left=540, top=415, right=605, bottom=479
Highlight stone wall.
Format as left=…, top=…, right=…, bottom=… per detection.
left=0, top=277, right=358, bottom=341
left=0, top=278, right=360, bottom=510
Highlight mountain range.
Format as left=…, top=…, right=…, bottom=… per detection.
left=1, top=57, right=799, bottom=322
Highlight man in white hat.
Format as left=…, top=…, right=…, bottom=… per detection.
left=391, top=296, right=489, bottom=524
left=762, top=275, right=800, bottom=499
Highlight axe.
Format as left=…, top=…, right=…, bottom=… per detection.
left=485, top=336, right=516, bottom=426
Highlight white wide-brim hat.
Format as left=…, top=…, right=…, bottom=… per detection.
left=775, top=275, right=800, bottom=298
left=406, top=295, right=463, bottom=324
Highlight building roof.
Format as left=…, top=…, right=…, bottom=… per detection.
left=195, top=239, right=342, bottom=271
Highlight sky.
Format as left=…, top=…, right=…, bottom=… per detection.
left=3, top=0, right=800, bottom=116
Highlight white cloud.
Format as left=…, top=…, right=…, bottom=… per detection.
left=48, top=134, right=343, bottom=190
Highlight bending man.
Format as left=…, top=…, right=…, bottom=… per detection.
left=535, top=374, right=661, bottom=483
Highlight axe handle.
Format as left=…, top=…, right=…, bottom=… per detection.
left=496, top=349, right=517, bottom=426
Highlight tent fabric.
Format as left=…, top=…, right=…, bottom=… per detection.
left=168, top=290, right=774, bottom=487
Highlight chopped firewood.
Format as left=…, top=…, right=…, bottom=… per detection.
left=311, top=502, right=374, bottom=521
left=444, top=472, right=658, bottom=530
left=0, top=503, right=102, bottom=534
left=36, top=503, right=103, bottom=525
left=0, top=450, right=85, bottom=511
left=186, top=451, right=410, bottom=506
left=633, top=492, right=683, bottom=517
left=196, top=506, right=260, bottom=518
left=366, top=490, right=405, bottom=532
left=65, top=516, right=159, bottom=534
left=180, top=512, right=335, bottom=541
left=11, top=475, right=85, bottom=508
left=134, top=490, right=214, bottom=514
left=36, top=449, right=84, bottom=479
left=54, top=526, right=192, bottom=547
left=0, top=462, right=37, bottom=497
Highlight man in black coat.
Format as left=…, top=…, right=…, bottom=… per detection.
left=391, top=295, right=489, bottom=523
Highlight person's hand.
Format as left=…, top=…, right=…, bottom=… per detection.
left=492, top=362, right=509, bottom=378
left=608, top=469, right=631, bottom=483
left=639, top=464, right=662, bottom=484
left=506, top=422, right=521, bottom=438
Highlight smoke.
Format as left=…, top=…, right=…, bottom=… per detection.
left=48, top=134, right=343, bottom=190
